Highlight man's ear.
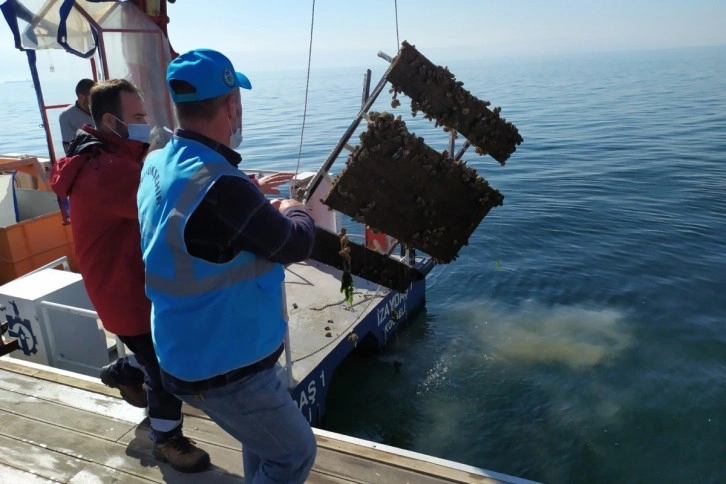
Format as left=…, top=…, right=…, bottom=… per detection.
left=100, top=112, right=116, bottom=131
left=226, top=94, right=237, bottom=120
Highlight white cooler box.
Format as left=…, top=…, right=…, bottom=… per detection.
left=0, top=267, right=119, bottom=377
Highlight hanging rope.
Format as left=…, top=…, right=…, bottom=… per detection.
left=394, top=0, right=400, bottom=49
left=294, top=0, right=316, bottom=181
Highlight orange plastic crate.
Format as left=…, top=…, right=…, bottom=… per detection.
left=0, top=156, right=77, bottom=285
left=0, top=211, right=77, bottom=285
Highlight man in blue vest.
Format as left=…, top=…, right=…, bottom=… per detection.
left=137, top=49, right=317, bottom=483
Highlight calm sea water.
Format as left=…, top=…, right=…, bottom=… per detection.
left=2, top=46, right=725, bottom=483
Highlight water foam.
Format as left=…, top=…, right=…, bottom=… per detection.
left=463, top=300, right=633, bottom=369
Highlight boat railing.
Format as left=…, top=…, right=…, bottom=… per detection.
left=19, top=256, right=71, bottom=278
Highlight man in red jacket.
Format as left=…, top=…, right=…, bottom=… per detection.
left=49, top=79, right=210, bottom=473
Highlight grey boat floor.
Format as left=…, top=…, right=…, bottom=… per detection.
left=0, top=358, right=535, bottom=483
left=282, top=259, right=387, bottom=382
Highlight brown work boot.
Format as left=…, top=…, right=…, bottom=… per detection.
left=99, top=364, right=148, bottom=408
left=152, top=435, right=211, bottom=473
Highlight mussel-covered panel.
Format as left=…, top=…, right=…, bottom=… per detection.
left=309, top=227, right=424, bottom=293
left=386, top=41, right=522, bottom=164
left=324, top=112, right=504, bottom=263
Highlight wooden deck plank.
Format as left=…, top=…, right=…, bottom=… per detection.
left=122, top=423, right=361, bottom=484
left=0, top=461, right=61, bottom=483
left=314, top=433, right=501, bottom=483
left=305, top=473, right=359, bottom=484
left=0, top=358, right=535, bottom=484
left=0, top=383, right=135, bottom=443
left=0, top=376, right=244, bottom=482
left=0, top=409, right=247, bottom=483
left=0, top=368, right=145, bottom=424
left=0, top=433, right=154, bottom=484
left=126, top=422, right=451, bottom=484
left=313, top=448, right=453, bottom=484
left=119, top=420, right=246, bottom=481
left=0, top=386, right=358, bottom=484
left=0, top=366, right=369, bottom=483
left=158, top=413, right=240, bottom=450
left=0, top=357, right=41, bottom=377
left=0, top=356, right=211, bottom=421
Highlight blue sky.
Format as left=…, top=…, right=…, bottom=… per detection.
left=1, top=0, right=725, bottom=80
left=166, top=0, right=726, bottom=70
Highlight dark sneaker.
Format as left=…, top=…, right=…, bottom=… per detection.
left=99, top=363, right=148, bottom=408
left=153, top=435, right=211, bottom=473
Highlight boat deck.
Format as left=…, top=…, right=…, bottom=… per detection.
left=0, top=358, right=534, bottom=483
left=284, top=258, right=387, bottom=385
left=2, top=255, right=423, bottom=427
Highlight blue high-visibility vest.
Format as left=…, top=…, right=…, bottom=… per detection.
left=137, top=135, right=284, bottom=381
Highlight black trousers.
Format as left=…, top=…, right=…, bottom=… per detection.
left=108, top=332, right=183, bottom=442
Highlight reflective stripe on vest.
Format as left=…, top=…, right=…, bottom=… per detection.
left=144, top=161, right=277, bottom=297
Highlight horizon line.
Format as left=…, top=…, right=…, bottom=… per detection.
left=1, top=42, right=724, bottom=83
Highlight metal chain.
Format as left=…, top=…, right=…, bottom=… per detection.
left=292, top=287, right=385, bottom=363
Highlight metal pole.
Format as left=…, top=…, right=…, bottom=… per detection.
left=284, top=327, right=294, bottom=390
left=361, top=69, right=371, bottom=107
left=26, top=51, right=57, bottom=165
left=301, top=71, right=390, bottom=203
left=40, top=300, right=99, bottom=319
left=280, top=281, right=295, bottom=390
left=20, top=256, right=70, bottom=278
left=454, top=141, right=471, bottom=161
left=377, top=51, right=394, bottom=63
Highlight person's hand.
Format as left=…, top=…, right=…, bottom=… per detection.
left=271, top=198, right=305, bottom=212
left=258, top=172, right=294, bottom=195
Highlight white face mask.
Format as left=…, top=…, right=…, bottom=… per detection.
left=127, top=123, right=152, bottom=144
left=110, top=115, right=151, bottom=144
left=228, top=114, right=243, bottom=149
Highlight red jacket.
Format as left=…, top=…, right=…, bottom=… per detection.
left=50, top=125, right=150, bottom=336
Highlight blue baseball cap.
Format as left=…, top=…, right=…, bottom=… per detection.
left=166, top=48, right=251, bottom=103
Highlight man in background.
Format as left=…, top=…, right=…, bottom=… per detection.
left=59, top=78, right=95, bottom=154
left=50, top=79, right=210, bottom=473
